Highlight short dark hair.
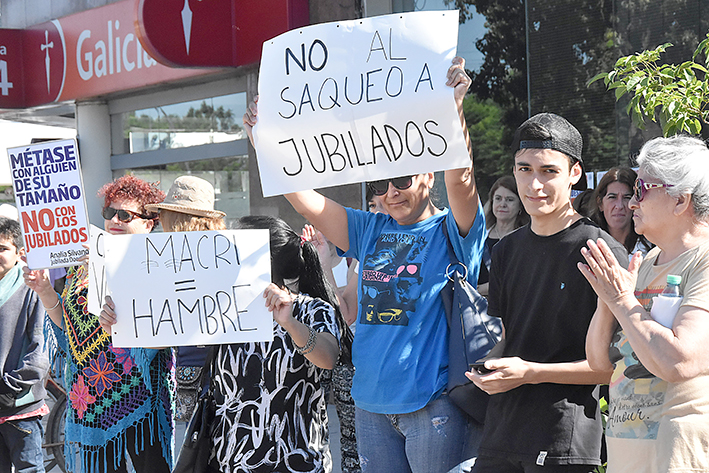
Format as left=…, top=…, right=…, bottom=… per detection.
left=0, top=218, right=23, bottom=251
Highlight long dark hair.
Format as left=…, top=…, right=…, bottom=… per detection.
left=484, top=176, right=529, bottom=230
left=592, top=167, right=649, bottom=253
left=236, top=215, right=352, bottom=362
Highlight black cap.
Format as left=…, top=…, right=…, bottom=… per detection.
left=512, top=113, right=586, bottom=191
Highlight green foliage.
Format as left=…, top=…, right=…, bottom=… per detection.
left=590, top=35, right=709, bottom=136
left=463, top=94, right=511, bottom=197
left=124, top=101, right=243, bottom=138
left=444, top=0, right=527, bottom=151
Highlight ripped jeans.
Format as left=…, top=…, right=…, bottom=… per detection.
left=355, top=393, right=482, bottom=473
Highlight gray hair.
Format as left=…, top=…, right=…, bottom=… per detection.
left=637, top=135, right=709, bottom=221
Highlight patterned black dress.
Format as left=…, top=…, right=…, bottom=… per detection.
left=209, top=294, right=340, bottom=473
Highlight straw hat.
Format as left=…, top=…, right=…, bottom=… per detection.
left=145, top=175, right=226, bottom=218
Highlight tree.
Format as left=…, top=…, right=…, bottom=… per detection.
left=446, top=0, right=618, bottom=171
left=464, top=94, right=511, bottom=198
left=590, top=35, right=709, bottom=137
left=448, top=0, right=709, bottom=169
left=446, top=0, right=527, bottom=147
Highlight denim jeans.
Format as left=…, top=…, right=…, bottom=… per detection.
left=356, top=394, right=482, bottom=473
left=0, top=416, right=45, bottom=473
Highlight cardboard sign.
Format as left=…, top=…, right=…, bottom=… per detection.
left=8, top=139, right=89, bottom=269
left=254, top=11, right=468, bottom=197
left=106, top=229, right=273, bottom=347
left=87, top=225, right=107, bottom=317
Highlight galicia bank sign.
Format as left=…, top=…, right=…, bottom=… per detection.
left=74, top=19, right=158, bottom=81
left=0, top=0, right=309, bottom=109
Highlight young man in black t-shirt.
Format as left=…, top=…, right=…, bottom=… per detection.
left=468, top=114, right=627, bottom=473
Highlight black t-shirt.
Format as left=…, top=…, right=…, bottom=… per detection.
left=478, top=236, right=500, bottom=286
left=480, top=218, right=627, bottom=466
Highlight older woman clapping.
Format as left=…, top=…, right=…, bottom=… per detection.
left=579, top=135, right=709, bottom=473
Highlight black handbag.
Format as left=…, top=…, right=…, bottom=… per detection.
left=173, top=348, right=216, bottom=473
left=441, top=224, right=503, bottom=424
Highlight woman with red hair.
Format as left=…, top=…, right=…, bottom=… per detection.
left=24, top=175, right=175, bottom=473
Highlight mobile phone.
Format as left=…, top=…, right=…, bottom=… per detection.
left=469, top=362, right=495, bottom=375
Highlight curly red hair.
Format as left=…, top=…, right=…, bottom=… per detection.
left=98, top=175, right=166, bottom=219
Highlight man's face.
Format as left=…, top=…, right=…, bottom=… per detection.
left=513, top=148, right=581, bottom=219
left=0, top=237, right=22, bottom=281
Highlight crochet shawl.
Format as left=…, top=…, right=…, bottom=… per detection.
left=47, top=265, right=175, bottom=472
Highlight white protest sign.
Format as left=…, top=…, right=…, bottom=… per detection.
left=8, top=139, right=89, bottom=269
left=255, top=11, right=467, bottom=197
left=105, top=229, right=273, bottom=348
left=87, top=225, right=107, bottom=317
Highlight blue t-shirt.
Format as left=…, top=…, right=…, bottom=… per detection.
left=342, top=203, right=485, bottom=414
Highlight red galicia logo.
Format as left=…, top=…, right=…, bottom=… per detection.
left=24, top=20, right=66, bottom=107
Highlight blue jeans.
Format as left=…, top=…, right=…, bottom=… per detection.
left=0, top=416, right=44, bottom=473
left=356, top=394, right=482, bottom=473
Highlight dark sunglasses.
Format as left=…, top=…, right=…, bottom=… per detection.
left=633, top=178, right=674, bottom=202
left=367, top=176, right=414, bottom=196
left=101, top=206, right=148, bottom=223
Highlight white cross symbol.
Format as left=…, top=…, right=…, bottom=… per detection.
left=40, top=30, right=54, bottom=94
left=181, top=0, right=193, bottom=55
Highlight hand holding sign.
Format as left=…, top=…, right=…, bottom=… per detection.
left=446, top=56, right=472, bottom=109
left=264, top=283, right=296, bottom=327
left=21, top=257, right=63, bottom=328
left=98, top=295, right=117, bottom=335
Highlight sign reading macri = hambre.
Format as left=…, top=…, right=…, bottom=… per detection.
left=106, top=229, right=273, bottom=348
left=254, top=11, right=468, bottom=197
left=8, top=139, right=89, bottom=269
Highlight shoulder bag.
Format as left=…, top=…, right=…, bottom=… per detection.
left=441, top=223, right=503, bottom=424
left=173, top=347, right=216, bottom=473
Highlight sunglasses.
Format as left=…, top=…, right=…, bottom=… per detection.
left=633, top=178, right=674, bottom=202
left=367, top=176, right=414, bottom=196
left=101, top=206, right=148, bottom=223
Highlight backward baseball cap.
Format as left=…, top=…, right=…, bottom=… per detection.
left=511, top=113, right=587, bottom=190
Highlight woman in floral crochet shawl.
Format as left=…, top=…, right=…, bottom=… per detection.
left=23, top=175, right=175, bottom=473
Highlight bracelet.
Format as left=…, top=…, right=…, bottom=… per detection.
left=293, top=325, right=317, bottom=355
left=46, top=295, right=61, bottom=311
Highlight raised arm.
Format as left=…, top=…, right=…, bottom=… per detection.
left=243, top=97, right=350, bottom=251
left=444, top=57, right=479, bottom=237
left=285, top=191, right=350, bottom=251
left=302, top=225, right=358, bottom=325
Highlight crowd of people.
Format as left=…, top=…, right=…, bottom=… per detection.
left=0, top=53, right=707, bottom=473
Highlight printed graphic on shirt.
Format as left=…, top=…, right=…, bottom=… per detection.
left=360, top=231, right=426, bottom=326
left=606, top=286, right=667, bottom=439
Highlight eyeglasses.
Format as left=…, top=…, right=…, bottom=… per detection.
left=101, top=206, right=147, bottom=223
left=633, top=178, right=674, bottom=202
left=367, top=176, right=414, bottom=196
